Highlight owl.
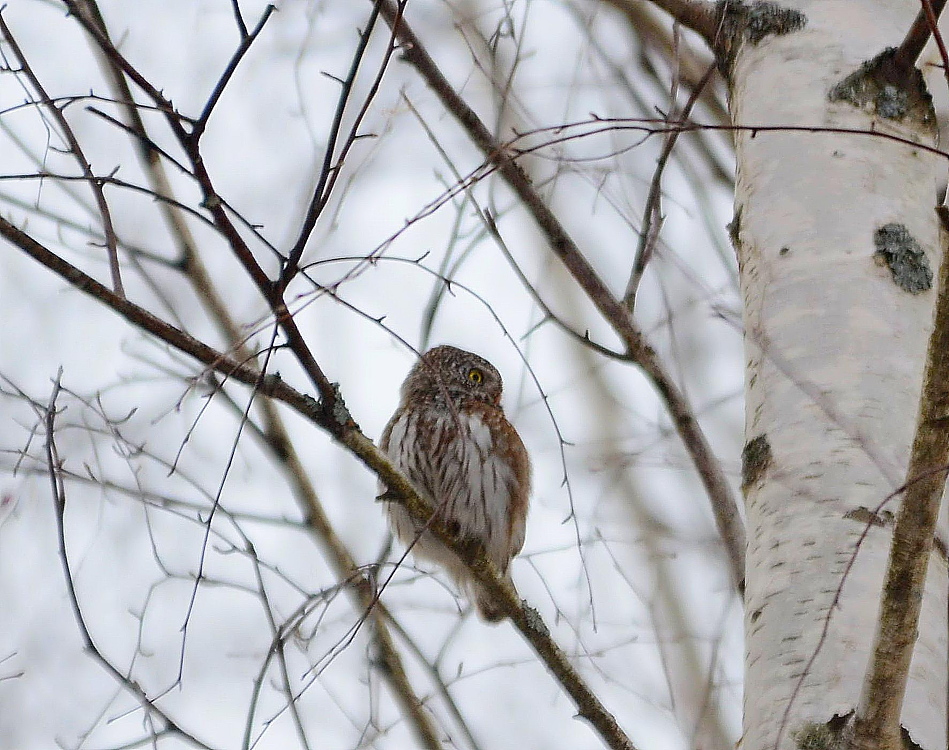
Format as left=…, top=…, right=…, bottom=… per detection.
left=380, top=345, right=531, bottom=622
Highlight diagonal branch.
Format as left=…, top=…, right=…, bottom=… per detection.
left=0, top=217, right=317, bottom=422
left=624, top=61, right=718, bottom=310
left=191, top=4, right=276, bottom=141
left=606, top=0, right=720, bottom=49
left=284, top=0, right=389, bottom=281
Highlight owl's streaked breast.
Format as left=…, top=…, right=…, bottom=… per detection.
left=379, top=345, right=530, bottom=621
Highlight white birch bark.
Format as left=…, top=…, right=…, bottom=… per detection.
left=732, top=2, right=947, bottom=749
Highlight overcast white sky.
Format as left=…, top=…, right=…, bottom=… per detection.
left=0, top=1, right=744, bottom=748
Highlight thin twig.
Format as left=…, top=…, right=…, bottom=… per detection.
left=61, top=0, right=191, bottom=140
left=401, top=91, right=631, bottom=362
left=381, top=609, right=486, bottom=750
left=284, top=0, right=391, bottom=282
left=84, top=106, right=192, bottom=176
left=595, top=0, right=729, bottom=127
left=230, top=0, right=249, bottom=38
left=623, top=0, right=721, bottom=48
left=0, top=170, right=219, bottom=229
left=191, top=5, right=276, bottom=140
left=486, top=115, right=949, bottom=163
left=624, top=62, right=717, bottom=310
left=244, top=539, right=313, bottom=750
left=0, top=11, right=124, bottom=296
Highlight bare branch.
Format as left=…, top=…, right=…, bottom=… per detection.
left=284, top=0, right=390, bottom=283
left=624, top=62, right=717, bottom=310
left=602, top=0, right=721, bottom=49
left=0, top=10, right=124, bottom=295
left=892, top=0, right=949, bottom=74
left=191, top=5, right=276, bottom=140
left=0, top=217, right=318, bottom=422
left=230, top=0, right=249, bottom=39
left=42, top=373, right=217, bottom=750
left=61, top=0, right=192, bottom=139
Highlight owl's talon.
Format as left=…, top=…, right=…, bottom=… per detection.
left=376, top=488, right=400, bottom=503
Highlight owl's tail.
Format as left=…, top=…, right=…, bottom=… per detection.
left=473, top=573, right=515, bottom=623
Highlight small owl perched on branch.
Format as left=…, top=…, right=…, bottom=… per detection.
left=380, top=345, right=531, bottom=621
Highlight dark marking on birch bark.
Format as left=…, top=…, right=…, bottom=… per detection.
left=727, top=206, right=742, bottom=250
left=844, top=506, right=895, bottom=528
left=873, top=223, right=933, bottom=294
left=829, top=48, right=936, bottom=130
left=793, top=714, right=850, bottom=750
left=715, top=1, right=807, bottom=75
left=741, top=434, right=772, bottom=491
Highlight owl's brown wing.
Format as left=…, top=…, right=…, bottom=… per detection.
left=504, top=418, right=531, bottom=560
left=379, top=406, right=440, bottom=503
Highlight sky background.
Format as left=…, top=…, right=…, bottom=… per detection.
left=0, top=1, right=750, bottom=748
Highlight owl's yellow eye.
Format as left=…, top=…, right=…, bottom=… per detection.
left=467, top=368, right=484, bottom=385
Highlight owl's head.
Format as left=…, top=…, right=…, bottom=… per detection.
left=401, top=345, right=504, bottom=407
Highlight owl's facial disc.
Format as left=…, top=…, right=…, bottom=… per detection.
left=406, top=345, right=505, bottom=408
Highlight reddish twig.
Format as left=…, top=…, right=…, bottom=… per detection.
left=892, top=0, right=949, bottom=74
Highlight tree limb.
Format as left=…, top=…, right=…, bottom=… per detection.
left=602, top=0, right=720, bottom=49
left=892, top=0, right=949, bottom=75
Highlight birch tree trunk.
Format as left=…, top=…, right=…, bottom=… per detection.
left=731, top=2, right=948, bottom=748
